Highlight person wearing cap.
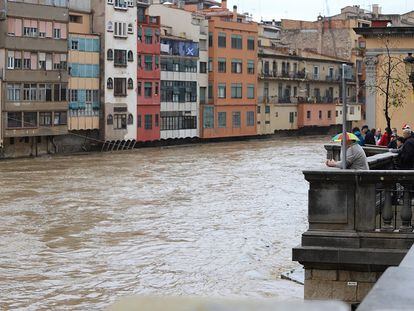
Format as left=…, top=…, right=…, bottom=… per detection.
left=398, top=129, right=414, bottom=169
left=326, top=137, right=369, bottom=170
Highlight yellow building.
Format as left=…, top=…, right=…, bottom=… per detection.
left=68, top=10, right=100, bottom=132
left=356, top=27, right=414, bottom=131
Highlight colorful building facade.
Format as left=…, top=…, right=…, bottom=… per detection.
left=200, top=4, right=258, bottom=139
left=137, top=2, right=161, bottom=142
left=68, top=8, right=100, bottom=133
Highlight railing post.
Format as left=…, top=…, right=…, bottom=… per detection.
left=381, top=184, right=394, bottom=232
left=400, top=184, right=413, bottom=232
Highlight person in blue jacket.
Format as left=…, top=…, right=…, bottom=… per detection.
left=352, top=127, right=365, bottom=146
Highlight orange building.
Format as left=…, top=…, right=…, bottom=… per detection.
left=193, top=2, right=258, bottom=139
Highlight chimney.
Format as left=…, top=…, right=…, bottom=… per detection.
left=233, top=5, right=237, bottom=21
left=221, top=0, right=227, bottom=9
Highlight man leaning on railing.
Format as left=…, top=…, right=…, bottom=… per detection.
left=326, top=137, right=369, bottom=170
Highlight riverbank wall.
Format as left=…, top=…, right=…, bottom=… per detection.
left=0, top=125, right=341, bottom=159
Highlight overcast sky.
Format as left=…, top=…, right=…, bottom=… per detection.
left=226, top=0, right=412, bottom=22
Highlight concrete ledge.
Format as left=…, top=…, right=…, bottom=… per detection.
left=108, top=297, right=350, bottom=311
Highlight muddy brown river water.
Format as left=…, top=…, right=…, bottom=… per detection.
left=0, top=137, right=328, bottom=310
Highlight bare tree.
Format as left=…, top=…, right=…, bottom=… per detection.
left=367, top=36, right=410, bottom=130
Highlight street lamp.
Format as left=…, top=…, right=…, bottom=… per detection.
left=404, top=53, right=414, bottom=88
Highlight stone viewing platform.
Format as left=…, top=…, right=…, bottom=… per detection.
left=293, top=145, right=414, bottom=306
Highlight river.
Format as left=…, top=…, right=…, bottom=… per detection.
left=0, top=136, right=328, bottom=310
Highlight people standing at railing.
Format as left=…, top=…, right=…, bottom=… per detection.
left=363, top=126, right=376, bottom=145
left=387, top=134, right=398, bottom=149
left=398, top=129, right=414, bottom=169
left=378, top=127, right=392, bottom=147
left=389, top=137, right=405, bottom=154
left=352, top=127, right=365, bottom=146
left=326, top=138, right=369, bottom=170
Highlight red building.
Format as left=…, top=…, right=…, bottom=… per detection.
left=137, top=6, right=161, bottom=142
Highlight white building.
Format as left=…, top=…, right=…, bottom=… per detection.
left=92, top=0, right=138, bottom=143
left=149, top=2, right=208, bottom=140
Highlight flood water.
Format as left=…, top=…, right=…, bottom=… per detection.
left=0, top=137, right=328, bottom=310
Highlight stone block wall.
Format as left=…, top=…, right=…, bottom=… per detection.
left=304, top=269, right=382, bottom=304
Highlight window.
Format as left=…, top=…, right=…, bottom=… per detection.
left=114, top=78, right=127, bottom=96
left=137, top=82, right=142, bottom=96
left=218, top=32, right=226, bottom=48
left=145, top=114, right=152, bottom=129
left=145, top=28, right=152, bottom=44
left=231, top=83, right=242, bottom=99
left=107, top=21, right=113, bottom=32
left=318, top=110, right=322, bottom=119
left=107, top=78, right=113, bottom=89
left=145, top=55, right=153, bottom=71
left=144, top=82, right=152, bottom=97
left=70, top=15, right=82, bottom=23
left=265, top=106, right=270, bottom=114
left=23, top=83, right=37, bottom=101
left=155, top=82, right=159, bottom=96
left=218, top=58, right=226, bottom=73
left=69, top=89, right=78, bottom=102
left=39, top=112, right=52, bottom=126
left=208, top=83, right=213, bottom=100
left=137, top=115, right=142, bottom=128
left=127, top=50, right=133, bottom=62
left=328, top=67, right=334, bottom=78
left=247, top=111, right=255, bottom=126
left=231, top=35, right=242, bottom=49
left=350, top=106, right=355, bottom=115
left=247, top=60, right=255, bottom=74
left=114, top=49, right=127, bottom=67
left=218, top=112, right=226, bottom=128
left=7, top=84, right=21, bottom=101
left=54, top=111, right=67, bottom=125
left=24, top=112, right=37, bottom=128
left=7, top=51, right=14, bottom=69
left=313, top=66, right=319, bottom=79
left=289, top=112, right=294, bottom=123
left=231, top=59, right=242, bottom=74
left=53, top=28, right=61, bottom=39
left=128, top=114, right=133, bottom=125
left=24, top=21, right=38, bottom=37
left=7, top=112, right=22, bottom=128
left=23, top=52, right=31, bottom=70
left=107, top=49, right=114, bottom=60
left=114, top=0, right=128, bottom=9
left=200, top=62, right=207, bottom=74
left=307, top=111, right=311, bottom=119
left=114, top=22, right=127, bottom=37
left=218, top=83, right=226, bottom=99
left=127, top=23, right=133, bottom=34
left=203, top=106, right=214, bottom=128
left=208, top=58, right=213, bottom=72
left=128, top=78, right=134, bottom=89
left=247, top=84, right=255, bottom=99
left=208, top=32, right=213, bottom=47
left=155, top=114, right=159, bottom=127
left=114, top=114, right=127, bottom=129
left=107, top=114, right=113, bottom=125
left=328, top=110, right=332, bottom=119
left=257, top=106, right=261, bottom=114
left=247, top=37, right=255, bottom=50
left=232, top=111, right=241, bottom=128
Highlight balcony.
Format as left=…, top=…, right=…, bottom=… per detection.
left=259, top=70, right=306, bottom=81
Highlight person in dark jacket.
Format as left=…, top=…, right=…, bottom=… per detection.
left=387, top=134, right=398, bottom=149
left=363, top=126, right=376, bottom=145
left=398, top=129, right=414, bottom=169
